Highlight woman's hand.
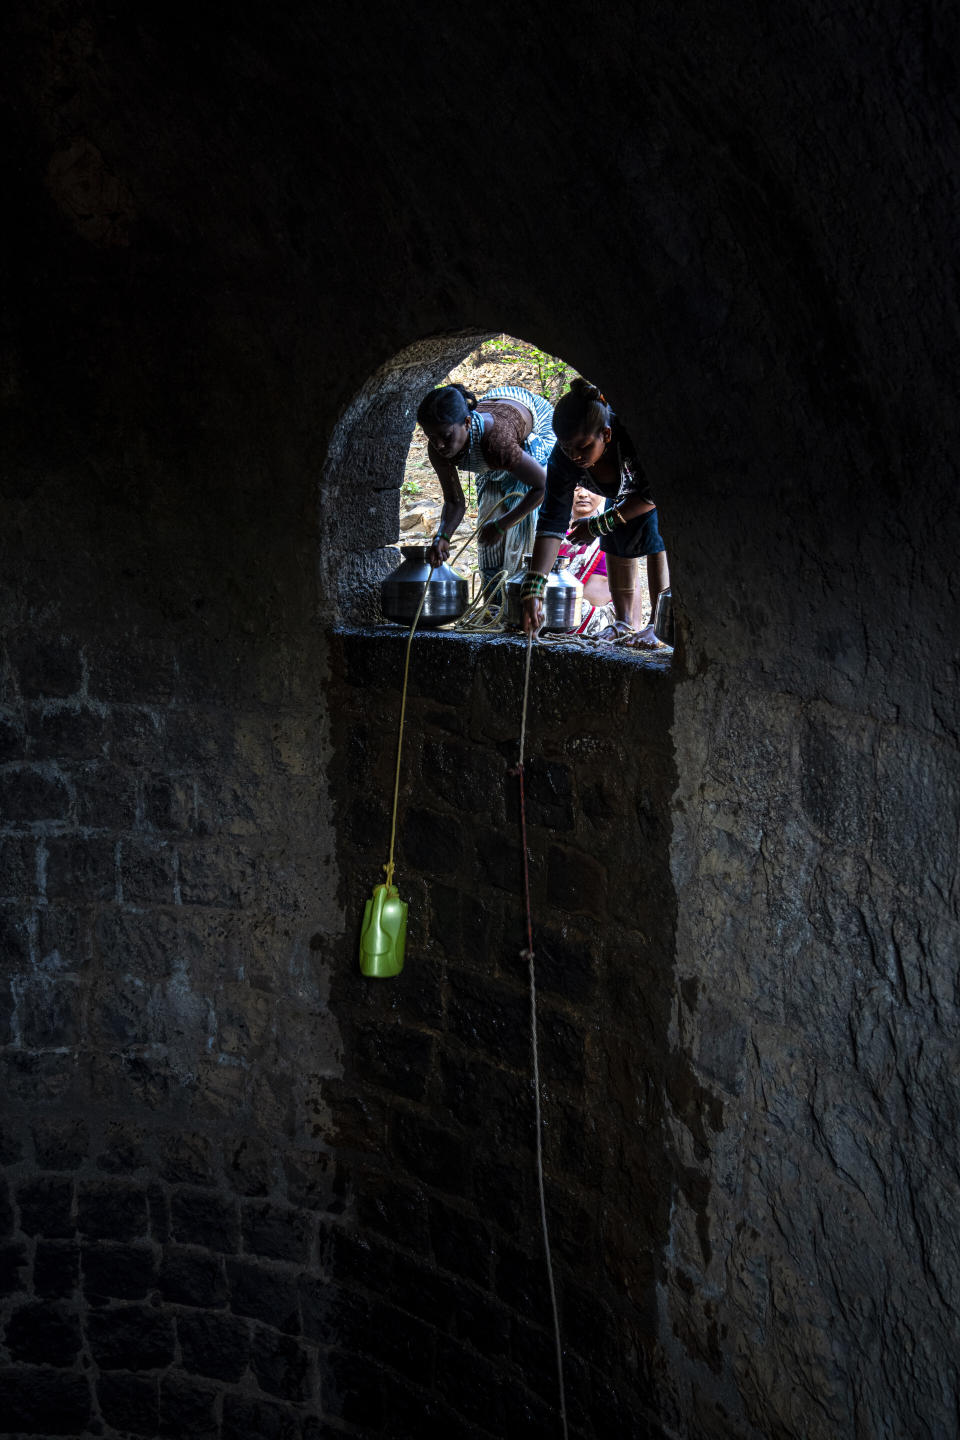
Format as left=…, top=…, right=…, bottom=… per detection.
left=521, top=595, right=544, bottom=637
left=477, top=520, right=505, bottom=547
left=566, top=519, right=592, bottom=545
left=427, top=536, right=451, bottom=568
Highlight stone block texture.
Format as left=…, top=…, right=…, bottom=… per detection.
left=2, top=2, right=959, bottom=1438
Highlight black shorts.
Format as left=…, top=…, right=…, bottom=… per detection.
left=600, top=506, right=666, bottom=559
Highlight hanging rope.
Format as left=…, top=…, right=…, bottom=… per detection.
left=511, top=629, right=569, bottom=1440
left=382, top=565, right=435, bottom=891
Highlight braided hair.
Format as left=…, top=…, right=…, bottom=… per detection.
left=416, top=382, right=478, bottom=428
left=552, top=378, right=612, bottom=441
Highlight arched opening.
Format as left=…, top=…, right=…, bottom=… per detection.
left=324, top=332, right=675, bottom=652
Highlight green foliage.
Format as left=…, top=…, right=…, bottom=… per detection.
left=480, top=335, right=578, bottom=404
left=401, top=477, right=422, bottom=496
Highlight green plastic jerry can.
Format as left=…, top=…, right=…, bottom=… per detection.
left=359, top=883, right=408, bottom=978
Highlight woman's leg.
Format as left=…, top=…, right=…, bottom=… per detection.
left=646, top=550, right=670, bottom=622
left=605, top=554, right=638, bottom=626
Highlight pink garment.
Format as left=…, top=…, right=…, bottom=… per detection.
left=558, top=539, right=607, bottom=580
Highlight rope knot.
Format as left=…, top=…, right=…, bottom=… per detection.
left=508, top=763, right=523, bottom=777
left=520, top=947, right=535, bottom=963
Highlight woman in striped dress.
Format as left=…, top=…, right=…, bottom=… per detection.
left=416, top=382, right=555, bottom=587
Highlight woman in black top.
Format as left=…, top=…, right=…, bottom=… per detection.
left=520, top=379, right=669, bottom=646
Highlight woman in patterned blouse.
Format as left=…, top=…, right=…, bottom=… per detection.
left=417, top=382, right=555, bottom=587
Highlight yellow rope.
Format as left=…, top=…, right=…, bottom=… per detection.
left=383, top=566, right=434, bottom=890
left=382, top=488, right=547, bottom=887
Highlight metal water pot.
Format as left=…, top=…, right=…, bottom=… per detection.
left=380, top=545, right=469, bottom=628
left=505, top=554, right=583, bottom=632
left=653, top=587, right=674, bottom=646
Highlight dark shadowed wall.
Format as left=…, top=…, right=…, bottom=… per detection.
left=1, top=2, right=958, bottom=1437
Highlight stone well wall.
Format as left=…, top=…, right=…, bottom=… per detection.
left=324, top=630, right=679, bottom=1437
left=2, top=0, right=960, bottom=1436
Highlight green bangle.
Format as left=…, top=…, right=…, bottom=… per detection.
left=436, top=531, right=451, bottom=543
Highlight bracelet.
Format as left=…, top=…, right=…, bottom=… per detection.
left=614, top=508, right=627, bottom=525
left=435, top=531, right=452, bottom=543
left=587, top=509, right=618, bottom=538
left=520, top=572, right=548, bottom=601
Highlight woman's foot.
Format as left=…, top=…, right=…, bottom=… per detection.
left=622, top=622, right=660, bottom=649
left=596, top=620, right=635, bottom=644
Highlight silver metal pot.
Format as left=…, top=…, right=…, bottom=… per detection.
left=505, top=554, right=583, bottom=633
left=381, top=546, right=469, bottom=628
left=653, top=587, right=674, bottom=646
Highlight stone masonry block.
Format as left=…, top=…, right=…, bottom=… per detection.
left=226, top=1257, right=301, bottom=1334
left=362, top=1299, right=437, bottom=1388
left=45, top=835, right=116, bottom=902
left=353, top=1021, right=433, bottom=1102
left=438, top=1047, right=530, bottom=1150
left=0, top=1368, right=91, bottom=1434
left=446, top=970, right=528, bottom=1071
left=86, top=1304, right=176, bottom=1370
left=77, top=1179, right=149, bottom=1241
left=242, top=1201, right=314, bottom=1264
left=158, top=1246, right=227, bottom=1308
left=74, top=760, right=138, bottom=829
left=0, top=764, right=71, bottom=823
left=4, top=1298, right=82, bottom=1365
left=34, top=1239, right=80, bottom=1298
left=250, top=1326, right=313, bottom=1401
left=222, top=1393, right=300, bottom=1440
left=0, top=908, right=30, bottom=969
left=0, top=1176, right=11, bottom=1237
left=0, top=711, right=25, bottom=762
left=389, top=1109, right=467, bottom=1194
left=176, top=840, right=255, bottom=908
left=354, top=1179, right=429, bottom=1255
left=89, top=639, right=179, bottom=704
left=472, top=824, right=524, bottom=894
left=227, top=1135, right=273, bottom=1197
left=119, top=837, right=175, bottom=903
left=82, top=1242, right=157, bottom=1301
left=177, top=1309, right=251, bottom=1382
left=170, top=1187, right=240, bottom=1252
left=158, top=1129, right=217, bottom=1187
left=429, top=1195, right=494, bottom=1286
left=0, top=835, right=35, bottom=896
left=421, top=736, right=508, bottom=824
left=28, top=704, right=109, bottom=761
left=160, top=1373, right=219, bottom=1439
left=17, top=975, right=83, bottom=1048
left=0, top=1240, right=29, bottom=1296
left=17, top=1175, right=74, bottom=1237
left=97, top=1373, right=160, bottom=1438
left=499, top=921, right=598, bottom=1004
left=546, top=842, right=608, bottom=919
left=8, top=635, right=83, bottom=699
left=399, top=806, right=466, bottom=879
left=31, top=1115, right=90, bottom=1170
left=299, top=1277, right=368, bottom=1347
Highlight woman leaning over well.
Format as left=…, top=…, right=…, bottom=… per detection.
left=417, top=381, right=554, bottom=588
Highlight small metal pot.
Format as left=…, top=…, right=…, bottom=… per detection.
left=653, top=587, right=674, bottom=647
left=381, top=546, right=469, bottom=628
left=505, top=554, right=583, bottom=633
